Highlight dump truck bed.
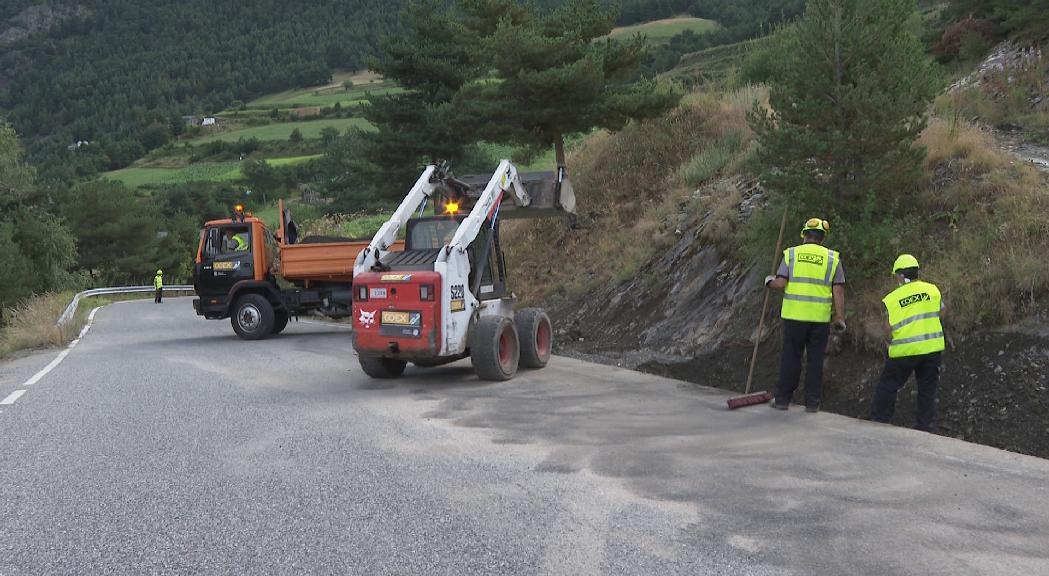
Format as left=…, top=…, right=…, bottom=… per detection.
left=280, top=240, right=406, bottom=283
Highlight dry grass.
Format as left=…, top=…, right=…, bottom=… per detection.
left=0, top=293, right=78, bottom=358
left=921, top=118, right=1006, bottom=175
left=504, top=87, right=763, bottom=306
left=507, top=81, right=1049, bottom=341
left=867, top=118, right=1049, bottom=337
left=694, top=178, right=745, bottom=246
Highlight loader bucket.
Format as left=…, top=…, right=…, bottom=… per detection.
left=456, top=170, right=576, bottom=219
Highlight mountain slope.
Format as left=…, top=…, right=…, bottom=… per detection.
left=0, top=0, right=404, bottom=175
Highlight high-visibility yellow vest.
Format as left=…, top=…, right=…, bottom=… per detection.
left=154, top=274, right=163, bottom=289
left=781, top=243, right=839, bottom=323
left=233, top=234, right=248, bottom=251
left=883, top=280, right=945, bottom=358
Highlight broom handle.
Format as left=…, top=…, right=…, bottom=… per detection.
left=744, top=208, right=788, bottom=394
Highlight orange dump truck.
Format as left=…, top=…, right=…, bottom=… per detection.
left=192, top=201, right=401, bottom=339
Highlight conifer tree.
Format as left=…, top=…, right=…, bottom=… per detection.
left=453, top=0, right=681, bottom=169
left=750, top=0, right=937, bottom=208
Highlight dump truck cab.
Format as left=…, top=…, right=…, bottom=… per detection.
left=194, top=213, right=277, bottom=320
left=193, top=203, right=382, bottom=340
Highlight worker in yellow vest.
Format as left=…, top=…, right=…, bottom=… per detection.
left=765, top=218, right=846, bottom=412
left=870, top=254, right=945, bottom=432
left=154, top=269, right=164, bottom=304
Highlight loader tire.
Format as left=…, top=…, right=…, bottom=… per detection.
left=471, top=315, right=519, bottom=381
left=515, top=308, right=552, bottom=369
left=359, top=356, right=407, bottom=379
left=272, top=310, right=289, bottom=335
left=231, top=294, right=274, bottom=340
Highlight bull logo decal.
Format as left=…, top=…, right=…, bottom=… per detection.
left=359, top=310, right=376, bottom=328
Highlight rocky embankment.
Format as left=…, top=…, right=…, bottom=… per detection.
left=552, top=178, right=1049, bottom=460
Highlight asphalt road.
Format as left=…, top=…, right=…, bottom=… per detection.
left=1, top=298, right=1047, bottom=575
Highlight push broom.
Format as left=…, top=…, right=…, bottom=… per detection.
left=727, top=208, right=788, bottom=410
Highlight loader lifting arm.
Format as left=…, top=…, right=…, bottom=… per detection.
left=442, top=159, right=529, bottom=258
left=353, top=165, right=439, bottom=275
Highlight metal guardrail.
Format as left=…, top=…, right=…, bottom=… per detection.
left=56, top=285, right=195, bottom=328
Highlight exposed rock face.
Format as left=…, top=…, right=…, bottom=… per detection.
left=553, top=177, right=1049, bottom=460
left=0, top=4, right=89, bottom=47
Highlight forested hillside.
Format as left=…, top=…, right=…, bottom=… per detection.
left=0, top=0, right=806, bottom=180
left=0, top=0, right=402, bottom=177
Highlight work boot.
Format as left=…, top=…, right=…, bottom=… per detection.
left=770, top=400, right=788, bottom=411
left=806, top=405, right=820, bottom=413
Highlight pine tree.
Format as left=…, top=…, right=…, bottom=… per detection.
left=453, top=0, right=681, bottom=168
left=359, top=0, right=481, bottom=187
left=750, top=0, right=937, bottom=208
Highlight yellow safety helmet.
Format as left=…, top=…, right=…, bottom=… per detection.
left=800, top=217, right=830, bottom=239
left=892, top=254, right=920, bottom=274
left=156, top=269, right=163, bottom=274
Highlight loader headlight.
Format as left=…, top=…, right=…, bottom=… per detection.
left=420, top=284, right=435, bottom=301
left=357, top=285, right=368, bottom=301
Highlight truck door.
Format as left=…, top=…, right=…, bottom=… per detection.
left=197, top=224, right=255, bottom=300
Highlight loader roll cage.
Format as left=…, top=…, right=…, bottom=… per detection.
left=351, top=159, right=572, bottom=380
left=376, top=215, right=507, bottom=300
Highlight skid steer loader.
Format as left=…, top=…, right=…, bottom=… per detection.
left=351, top=160, right=575, bottom=380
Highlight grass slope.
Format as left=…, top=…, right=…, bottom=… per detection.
left=608, top=16, right=718, bottom=44
left=248, top=85, right=403, bottom=109
left=187, top=118, right=371, bottom=144
left=103, top=155, right=322, bottom=187
left=662, top=40, right=752, bottom=85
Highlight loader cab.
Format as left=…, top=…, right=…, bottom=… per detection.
left=397, top=215, right=507, bottom=300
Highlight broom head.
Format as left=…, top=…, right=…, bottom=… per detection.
left=727, top=391, right=773, bottom=410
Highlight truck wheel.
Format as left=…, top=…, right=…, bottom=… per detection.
left=515, top=308, right=552, bottom=369
left=359, top=356, right=407, bottom=379
left=273, top=311, right=289, bottom=335
left=471, top=315, right=519, bottom=381
left=230, top=294, right=275, bottom=340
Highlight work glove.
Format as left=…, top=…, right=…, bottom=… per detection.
left=764, top=275, right=776, bottom=287
left=832, top=319, right=847, bottom=333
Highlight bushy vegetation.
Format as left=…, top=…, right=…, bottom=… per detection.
left=749, top=0, right=939, bottom=278
left=0, top=122, right=80, bottom=318
left=355, top=0, right=681, bottom=207
left=505, top=0, right=1049, bottom=344
left=938, top=0, right=1049, bottom=43
left=504, top=87, right=759, bottom=303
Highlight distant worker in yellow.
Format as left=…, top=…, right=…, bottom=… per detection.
left=765, top=218, right=846, bottom=412
left=870, top=255, right=945, bottom=432
left=154, top=269, right=164, bottom=304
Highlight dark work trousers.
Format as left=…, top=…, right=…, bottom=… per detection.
left=775, top=320, right=830, bottom=408
left=871, top=352, right=942, bottom=432
left=155, top=287, right=163, bottom=303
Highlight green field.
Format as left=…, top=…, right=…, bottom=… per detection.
left=662, top=39, right=753, bottom=85
left=187, top=118, right=371, bottom=144
left=104, top=162, right=243, bottom=187
left=103, top=155, right=322, bottom=187
left=247, top=85, right=404, bottom=109
left=608, top=16, right=718, bottom=44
